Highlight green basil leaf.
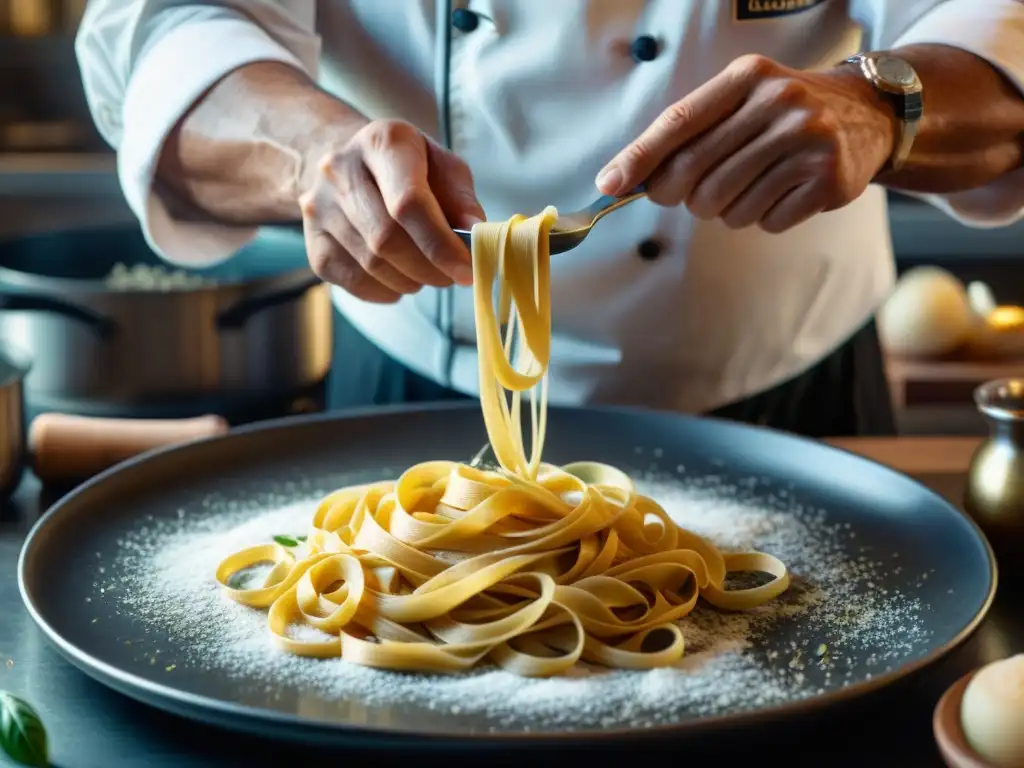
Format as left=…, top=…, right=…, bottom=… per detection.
left=296, top=536, right=307, bottom=542
left=0, top=691, right=48, bottom=767
left=273, top=535, right=299, bottom=548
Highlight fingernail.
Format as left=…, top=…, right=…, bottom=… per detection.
left=596, top=166, right=624, bottom=195
left=453, top=263, right=474, bottom=286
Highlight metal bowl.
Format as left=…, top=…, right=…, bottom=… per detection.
left=0, top=341, right=30, bottom=496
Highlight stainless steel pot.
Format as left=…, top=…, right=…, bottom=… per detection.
left=0, top=341, right=29, bottom=496
left=0, top=225, right=332, bottom=408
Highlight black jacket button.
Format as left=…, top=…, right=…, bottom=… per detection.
left=630, top=35, right=659, bottom=62
left=637, top=239, right=662, bottom=261
left=451, top=8, right=480, bottom=32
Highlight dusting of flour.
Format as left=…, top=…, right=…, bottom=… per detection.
left=97, top=461, right=931, bottom=731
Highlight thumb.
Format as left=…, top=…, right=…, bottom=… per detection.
left=595, top=141, right=661, bottom=198
left=427, top=141, right=487, bottom=229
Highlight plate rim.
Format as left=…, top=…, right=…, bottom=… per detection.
left=17, top=402, right=1000, bottom=745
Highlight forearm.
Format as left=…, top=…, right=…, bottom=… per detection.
left=874, top=44, right=1024, bottom=194
left=156, top=61, right=367, bottom=225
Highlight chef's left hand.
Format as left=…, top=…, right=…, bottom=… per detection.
left=596, top=54, right=897, bottom=233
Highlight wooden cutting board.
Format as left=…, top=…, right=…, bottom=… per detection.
left=886, top=356, right=1024, bottom=409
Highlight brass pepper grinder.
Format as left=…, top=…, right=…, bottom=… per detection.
left=964, top=378, right=1024, bottom=556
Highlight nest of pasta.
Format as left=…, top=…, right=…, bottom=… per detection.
left=217, top=460, right=789, bottom=677
left=216, top=206, right=789, bottom=677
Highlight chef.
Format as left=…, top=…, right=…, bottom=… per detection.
left=75, top=1, right=1024, bottom=437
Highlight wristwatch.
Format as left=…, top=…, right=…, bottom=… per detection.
left=843, top=53, right=923, bottom=172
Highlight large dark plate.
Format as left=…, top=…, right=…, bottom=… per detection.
left=18, top=403, right=996, bottom=748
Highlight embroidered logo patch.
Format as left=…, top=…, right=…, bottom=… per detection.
left=734, top=0, right=829, bottom=21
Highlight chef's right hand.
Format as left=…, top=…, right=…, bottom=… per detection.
left=299, top=119, right=485, bottom=303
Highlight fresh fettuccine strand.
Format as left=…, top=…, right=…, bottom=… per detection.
left=215, top=207, right=790, bottom=677
left=472, top=207, right=555, bottom=478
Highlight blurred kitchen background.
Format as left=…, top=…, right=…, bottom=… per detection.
left=0, top=0, right=332, bottom=441
left=1, top=0, right=1022, bottom=438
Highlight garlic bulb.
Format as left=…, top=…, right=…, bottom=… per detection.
left=968, top=280, right=998, bottom=319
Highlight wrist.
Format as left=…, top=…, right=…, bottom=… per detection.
left=829, top=63, right=900, bottom=175
left=254, top=71, right=368, bottom=217
left=296, top=100, right=368, bottom=200
left=158, top=62, right=368, bottom=224
left=836, top=53, right=925, bottom=177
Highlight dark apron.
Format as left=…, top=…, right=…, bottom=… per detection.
left=328, top=316, right=896, bottom=438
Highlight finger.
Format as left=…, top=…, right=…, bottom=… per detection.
left=302, top=181, right=424, bottom=294
left=688, top=112, right=807, bottom=220
left=362, top=137, right=474, bottom=286
left=759, top=180, right=825, bottom=234
left=596, top=54, right=777, bottom=196
left=322, top=203, right=427, bottom=295
left=331, top=154, right=453, bottom=288
left=427, top=141, right=486, bottom=230
left=645, top=98, right=772, bottom=207
left=302, top=222, right=400, bottom=304
left=719, top=159, right=807, bottom=229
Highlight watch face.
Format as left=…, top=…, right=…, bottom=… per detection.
left=872, top=55, right=918, bottom=89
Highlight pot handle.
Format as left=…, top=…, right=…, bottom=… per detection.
left=216, top=275, right=323, bottom=330
left=0, top=292, right=116, bottom=338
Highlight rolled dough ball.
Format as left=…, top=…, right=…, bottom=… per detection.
left=961, top=654, right=1024, bottom=767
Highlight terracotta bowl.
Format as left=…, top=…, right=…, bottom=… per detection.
left=933, top=670, right=996, bottom=768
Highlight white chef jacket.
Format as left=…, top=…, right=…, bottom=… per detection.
left=76, top=0, right=1024, bottom=413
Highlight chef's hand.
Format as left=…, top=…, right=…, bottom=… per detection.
left=299, top=119, right=485, bottom=303
left=597, top=54, right=895, bottom=233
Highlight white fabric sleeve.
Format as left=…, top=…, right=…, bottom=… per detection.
left=892, top=0, right=1024, bottom=228
left=75, top=1, right=320, bottom=267
left=854, top=0, right=1024, bottom=228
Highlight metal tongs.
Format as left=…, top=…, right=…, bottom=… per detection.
left=453, top=185, right=647, bottom=255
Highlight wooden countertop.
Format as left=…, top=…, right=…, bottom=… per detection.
left=824, top=435, right=981, bottom=474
